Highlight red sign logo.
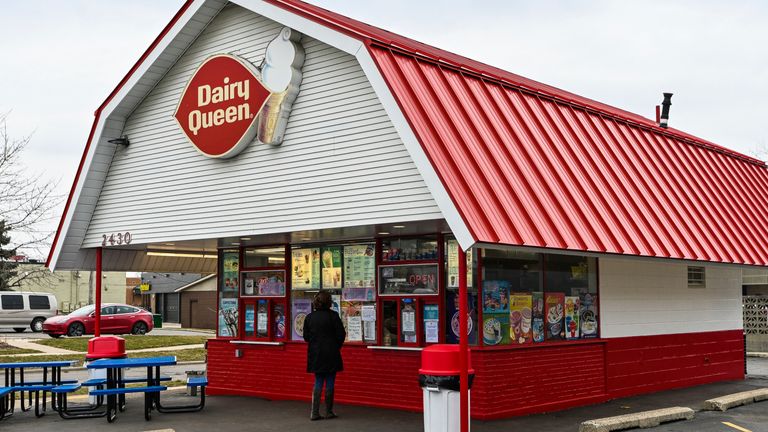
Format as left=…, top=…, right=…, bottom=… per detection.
left=174, top=54, right=271, bottom=158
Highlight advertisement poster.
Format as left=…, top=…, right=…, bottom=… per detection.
left=362, top=303, right=376, bottom=342
left=423, top=304, right=440, bottom=344
left=482, top=313, right=510, bottom=346
left=565, top=296, right=581, bottom=340
left=218, top=298, right=239, bottom=337
left=244, top=305, right=255, bottom=335
left=342, top=287, right=376, bottom=302
left=446, top=291, right=478, bottom=344
left=579, top=293, right=599, bottom=338
left=257, top=271, right=285, bottom=296
left=244, top=278, right=254, bottom=296
left=483, top=280, right=510, bottom=313
left=447, top=240, right=473, bottom=288
left=257, top=300, right=268, bottom=337
left=532, top=292, right=545, bottom=343
left=343, top=244, right=375, bottom=288
left=321, top=246, right=343, bottom=289
left=341, top=301, right=362, bottom=342
left=291, top=299, right=312, bottom=341
left=545, top=293, right=565, bottom=340
left=273, top=303, right=286, bottom=339
left=292, top=248, right=320, bottom=289
left=510, top=294, right=533, bottom=344
left=220, top=251, right=239, bottom=296
left=401, top=300, right=417, bottom=343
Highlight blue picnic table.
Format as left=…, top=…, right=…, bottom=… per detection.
left=87, top=356, right=177, bottom=422
left=0, top=360, right=76, bottom=418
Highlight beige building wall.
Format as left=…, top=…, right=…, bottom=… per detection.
left=14, top=264, right=127, bottom=313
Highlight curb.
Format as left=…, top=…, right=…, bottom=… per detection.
left=704, top=389, right=768, bottom=411
left=747, top=352, right=768, bottom=358
left=579, top=407, right=694, bottom=432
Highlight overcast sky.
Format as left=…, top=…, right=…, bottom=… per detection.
left=2, top=1, right=767, bottom=257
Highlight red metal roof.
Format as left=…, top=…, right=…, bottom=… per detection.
left=273, top=0, right=768, bottom=265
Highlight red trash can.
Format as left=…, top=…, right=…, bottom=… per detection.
left=418, top=345, right=474, bottom=432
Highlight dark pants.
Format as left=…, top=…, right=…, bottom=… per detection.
left=313, top=373, right=336, bottom=392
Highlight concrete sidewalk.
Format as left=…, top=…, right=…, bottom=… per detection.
left=2, top=377, right=766, bottom=432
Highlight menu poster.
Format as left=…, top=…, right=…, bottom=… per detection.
left=531, top=292, right=545, bottom=343
left=446, top=291, right=478, bottom=344
left=447, top=240, right=473, bottom=288
left=510, top=294, right=533, bottom=344
left=273, top=303, right=286, bottom=339
left=244, top=305, right=255, bottom=335
left=321, top=246, right=343, bottom=289
left=579, top=293, right=599, bottom=338
left=343, top=244, right=375, bottom=288
left=220, top=251, right=239, bottom=296
left=292, top=248, right=320, bottom=289
left=423, top=304, right=440, bottom=344
left=256, top=300, right=268, bottom=337
left=291, top=299, right=312, bottom=341
left=482, top=313, right=510, bottom=346
left=545, top=293, right=565, bottom=340
left=218, top=298, right=239, bottom=337
left=483, top=280, right=510, bottom=313
left=564, top=296, right=581, bottom=340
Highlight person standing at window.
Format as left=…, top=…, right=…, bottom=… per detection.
left=303, top=291, right=346, bottom=420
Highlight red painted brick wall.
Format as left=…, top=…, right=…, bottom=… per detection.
left=207, top=341, right=424, bottom=411
left=471, top=341, right=607, bottom=419
left=207, top=329, right=744, bottom=419
left=605, top=329, right=745, bottom=398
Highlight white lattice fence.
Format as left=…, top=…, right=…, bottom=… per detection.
left=744, top=295, right=768, bottom=335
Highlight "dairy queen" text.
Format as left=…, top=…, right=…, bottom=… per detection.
left=187, top=77, right=252, bottom=136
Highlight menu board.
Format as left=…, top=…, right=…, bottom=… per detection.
left=242, top=270, right=286, bottom=297
left=321, top=246, right=343, bottom=289
left=423, top=304, right=440, bottom=344
left=565, top=296, right=580, bottom=340
left=291, top=299, right=312, bottom=341
left=510, top=294, right=533, bottom=344
left=482, top=313, right=510, bottom=346
left=341, top=301, right=363, bottom=342
left=447, top=240, right=473, bottom=288
left=579, top=293, right=599, bottom=338
left=273, top=303, right=286, bottom=339
left=545, top=293, right=565, bottom=340
left=446, top=291, right=478, bottom=345
left=532, top=292, right=545, bottom=343
left=218, top=298, right=239, bottom=337
left=292, top=248, right=320, bottom=289
left=343, top=244, right=375, bottom=289
left=482, top=280, right=510, bottom=313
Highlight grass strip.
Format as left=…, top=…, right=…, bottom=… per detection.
left=33, top=335, right=209, bottom=352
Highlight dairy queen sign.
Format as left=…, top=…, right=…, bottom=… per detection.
left=174, top=27, right=305, bottom=158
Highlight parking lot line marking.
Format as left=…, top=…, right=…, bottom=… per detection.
left=722, top=422, right=752, bottom=432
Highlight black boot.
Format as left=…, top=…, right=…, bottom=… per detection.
left=324, top=389, right=337, bottom=419
left=310, top=389, right=322, bottom=421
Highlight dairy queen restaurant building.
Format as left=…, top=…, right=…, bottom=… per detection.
left=47, top=0, right=768, bottom=420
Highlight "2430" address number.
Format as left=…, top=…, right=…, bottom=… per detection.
left=102, top=232, right=132, bottom=246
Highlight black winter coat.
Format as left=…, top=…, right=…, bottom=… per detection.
left=303, top=309, right=346, bottom=374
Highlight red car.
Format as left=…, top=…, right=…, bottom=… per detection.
left=43, top=303, right=154, bottom=338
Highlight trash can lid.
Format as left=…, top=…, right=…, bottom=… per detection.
left=418, top=344, right=474, bottom=376
left=86, top=336, right=127, bottom=360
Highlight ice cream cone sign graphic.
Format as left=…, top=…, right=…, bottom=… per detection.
left=174, top=27, right=305, bottom=158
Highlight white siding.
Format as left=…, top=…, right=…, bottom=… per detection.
left=599, top=257, right=743, bottom=337
left=81, top=4, right=442, bottom=247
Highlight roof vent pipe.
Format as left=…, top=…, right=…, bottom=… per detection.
left=659, top=93, right=673, bottom=128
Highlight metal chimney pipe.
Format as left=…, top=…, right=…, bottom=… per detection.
left=659, top=93, right=673, bottom=128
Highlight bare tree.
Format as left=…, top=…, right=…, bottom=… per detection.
left=0, top=112, right=63, bottom=290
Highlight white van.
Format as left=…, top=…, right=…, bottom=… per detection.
left=0, top=292, right=58, bottom=333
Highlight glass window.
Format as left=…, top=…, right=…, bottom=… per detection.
left=241, top=270, right=286, bottom=297
left=382, top=236, right=438, bottom=262
left=1, top=295, right=23, bottom=310
left=379, top=264, right=439, bottom=295
left=114, top=306, right=137, bottom=314
left=381, top=300, right=398, bottom=346
left=482, top=249, right=540, bottom=293
left=101, top=306, right=116, bottom=315
left=244, top=247, right=285, bottom=268
left=29, top=295, right=51, bottom=310
left=544, top=255, right=597, bottom=296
